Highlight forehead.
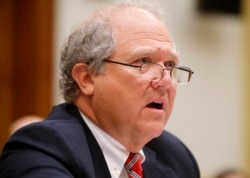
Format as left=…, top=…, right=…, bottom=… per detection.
left=109, top=7, right=177, bottom=61
left=110, top=7, right=170, bottom=37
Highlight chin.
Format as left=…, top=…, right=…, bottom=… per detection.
left=144, top=125, right=164, bottom=140
left=152, top=129, right=164, bottom=138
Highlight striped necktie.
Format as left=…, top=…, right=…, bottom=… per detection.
left=125, top=152, right=143, bottom=178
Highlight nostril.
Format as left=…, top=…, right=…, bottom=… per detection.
left=151, top=72, right=173, bottom=89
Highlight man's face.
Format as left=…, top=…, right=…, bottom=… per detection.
left=90, top=8, right=178, bottom=150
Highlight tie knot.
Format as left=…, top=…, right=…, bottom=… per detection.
left=125, top=153, right=143, bottom=178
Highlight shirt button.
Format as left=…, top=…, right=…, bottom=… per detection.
left=113, top=168, right=120, bottom=177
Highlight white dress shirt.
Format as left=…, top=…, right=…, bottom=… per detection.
left=79, top=111, right=145, bottom=178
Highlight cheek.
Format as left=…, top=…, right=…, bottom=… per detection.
left=94, top=72, right=145, bottom=107
left=170, top=86, right=176, bottom=101
left=111, top=80, right=146, bottom=110
left=108, top=70, right=146, bottom=97
left=168, top=84, right=177, bottom=111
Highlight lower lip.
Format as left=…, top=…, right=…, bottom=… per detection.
left=145, top=107, right=165, bottom=113
left=143, top=108, right=166, bottom=121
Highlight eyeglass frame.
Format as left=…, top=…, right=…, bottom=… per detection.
left=103, top=59, right=194, bottom=83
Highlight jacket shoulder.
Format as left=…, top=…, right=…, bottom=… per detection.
left=0, top=104, right=94, bottom=178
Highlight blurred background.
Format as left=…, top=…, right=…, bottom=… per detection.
left=0, top=0, right=249, bottom=177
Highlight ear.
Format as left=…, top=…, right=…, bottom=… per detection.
left=72, top=63, right=94, bottom=96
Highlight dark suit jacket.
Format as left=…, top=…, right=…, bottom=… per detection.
left=0, top=103, right=200, bottom=178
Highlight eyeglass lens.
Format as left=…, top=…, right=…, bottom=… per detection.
left=172, top=68, right=191, bottom=84
left=139, top=63, right=191, bottom=84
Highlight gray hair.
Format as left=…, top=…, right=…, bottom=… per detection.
left=59, top=0, right=163, bottom=102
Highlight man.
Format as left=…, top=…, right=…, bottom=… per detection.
left=0, top=1, right=199, bottom=178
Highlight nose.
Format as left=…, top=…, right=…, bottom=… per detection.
left=151, top=70, right=174, bottom=89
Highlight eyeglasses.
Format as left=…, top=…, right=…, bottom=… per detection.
left=103, top=59, right=194, bottom=84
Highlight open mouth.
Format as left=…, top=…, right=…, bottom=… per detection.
left=146, top=102, right=163, bottom=109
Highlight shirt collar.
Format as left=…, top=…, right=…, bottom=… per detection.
left=79, top=111, right=145, bottom=178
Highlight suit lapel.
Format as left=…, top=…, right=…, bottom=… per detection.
left=143, top=147, right=177, bottom=178
left=66, top=104, right=112, bottom=178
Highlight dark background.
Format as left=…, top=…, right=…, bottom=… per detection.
left=197, top=0, right=242, bottom=15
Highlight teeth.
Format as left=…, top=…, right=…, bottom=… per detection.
left=153, top=101, right=162, bottom=104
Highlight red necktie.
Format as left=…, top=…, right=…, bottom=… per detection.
left=125, top=152, right=143, bottom=178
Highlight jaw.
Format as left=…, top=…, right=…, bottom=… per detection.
left=124, top=112, right=167, bottom=152
left=124, top=124, right=164, bottom=152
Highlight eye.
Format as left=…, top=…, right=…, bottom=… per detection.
left=164, top=61, right=176, bottom=69
left=133, top=57, right=150, bottom=65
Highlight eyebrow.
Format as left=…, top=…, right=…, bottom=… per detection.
left=131, top=46, right=179, bottom=62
